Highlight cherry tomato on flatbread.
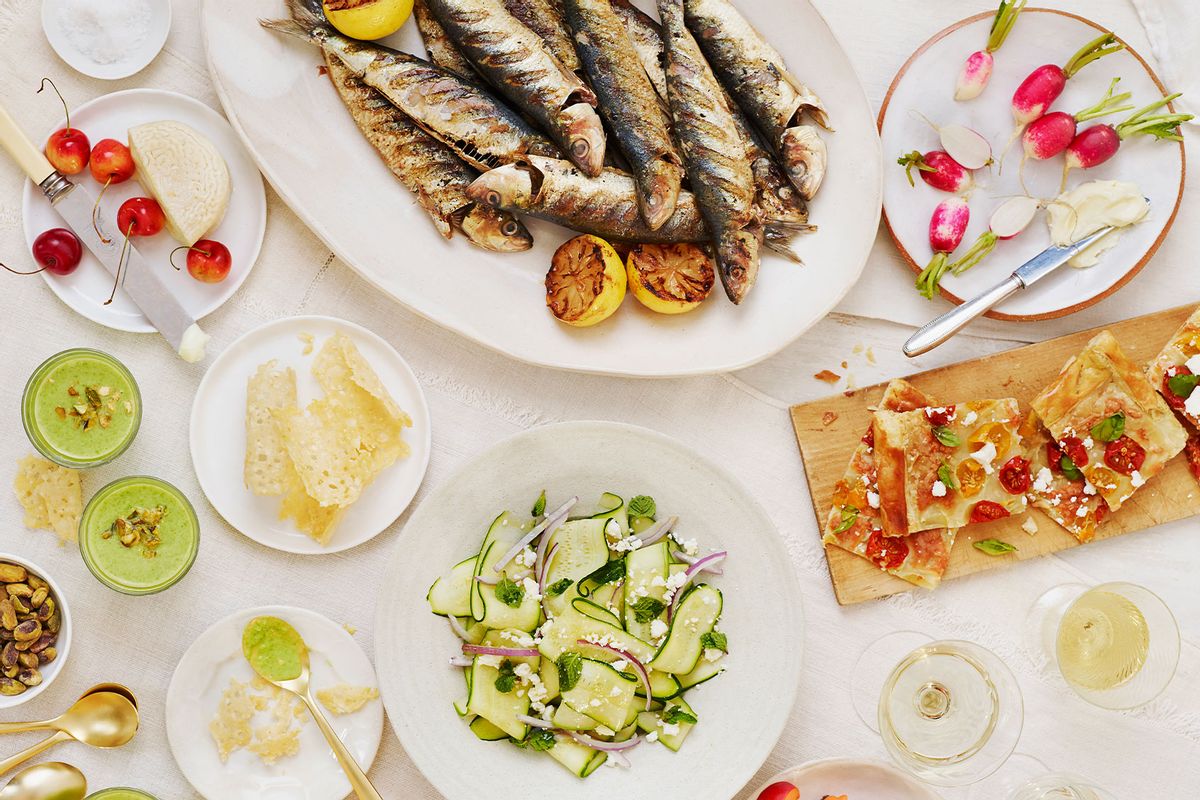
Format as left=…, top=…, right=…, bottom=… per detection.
left=1162, top=366, right=1192, bottom=412
left=1104, top=436, right=1146, bottom=475
left=968, top=422, right=1012, bottom=455
left=924, top=405, right=956, bottom=427
left=970, top=500, right=1010, bottom=523
left=865, top=530, right=908, bottom=570
left=998, top=455, right=1031, bottom=494
left=1095, top=501, right=1110, bottom=524
left=862, top=426, right=875, bottom=448
left=1060, top=436, right=1089, bottom=467
left=1086, top=465, right=1118, bottom=493
left=1186, top=436, right=1200, bottom=482
left=956, top=459, right=987, bottom=498
left=1046, top=440, right=1066, bottom=474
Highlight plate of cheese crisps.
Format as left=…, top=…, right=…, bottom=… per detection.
left=189, top=316, right=431, bottom=554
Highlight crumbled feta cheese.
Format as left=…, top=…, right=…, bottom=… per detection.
left=649, top=619, right=669, bottom=639
left=611, top=659, right=628, bottom=672
left=703, top=648, right=723, bottom=662
left=604, top=518, right=622, bottom=538
left=1130, top=470, right=1145, bottom=488
left=1021, top=516, right=1038, bottom=535
left=860, top=473, right=870, bottom=486
left=671, top=534, right=699, bottom=556
left=1185, top=354, right=1200, bottom=374
left=595, top=725, right=615, bottom=736
left=522, top=577, right=542, bottom=601
left=962, top=410, right=978, bottom=426
left=515, top=546, right=537, bottom=568
left=646, top=731, right=659, bottom=743
left=866, top=490, right=880, bottom=509
left=1032, top=467, right=1052, bottom=493
left=1082, top=437, right=1094, bottom=450
left=514, top=663, right=533, bottom=679
left=650, top=575, right=667, bottom=588
left=611, top=536, right=643, bottom=553
left=970, top=441, right=998, bottom=474
left=931, top=480, right=947, bottom=497
left=925, top=406, right=956, bottom=423
left=660, top=722, right=681, bottom=736
left=477, top=654, right=502, bottom=668
left=1076, top=506, right=1089, bottom=518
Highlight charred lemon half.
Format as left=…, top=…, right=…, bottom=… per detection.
left=626, top=243, right=714, bottom=315
left=323, top=0, right=413, bottom=40
left=546, top=235, right=626, bottom=327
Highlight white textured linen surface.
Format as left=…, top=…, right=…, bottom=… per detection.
left=0, top=1, right=1194, bottom=799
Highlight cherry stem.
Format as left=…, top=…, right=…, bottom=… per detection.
left=37, top=78, right=71, bottom=134
left=0, top=260, right=45, bottom=276
left=105, top=229, right=132, bottom=305
left=169, top=245, right=210, bottom=272
left=93, top=177, right=112, bottom=244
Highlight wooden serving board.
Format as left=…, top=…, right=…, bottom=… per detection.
left=791, top=303, right=1200, bottom=605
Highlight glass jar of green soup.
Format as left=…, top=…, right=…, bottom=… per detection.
left=86, top=790, right=158, bottom=800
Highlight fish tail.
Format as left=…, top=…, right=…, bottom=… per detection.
left=259, top=0, right=328, bottom=38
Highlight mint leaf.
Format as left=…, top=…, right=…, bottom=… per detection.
left=832, top=505, right=858, bottom=534
left=546, top=578, right=572, bottom=597
left=1169, top=373, right=1200, bottom=398
left=937, top=462, right=959, bottom=490
left=932, top=425, right=962, bottom=447
left=523, top=728, right=556, bottom=751
left=556, top=652, right=583, bottom=692
left=531, top=490, right=546, bottom=517
left=973, top=538, right=1018, bottom=556
left=700, top=631, right=728, bottom=653
left=1090, top=412, right=1125, bottom=443
left=1060, top=455, right=1083, bottom=481
left=495, top=577, right=525, bottom=608
left=494, top=661, right=517, bottom=693
left=632, top=597, right=666, bottom=623
left=627, top=495, right=656, bottom=518
left=581, top=558, right=625, bottom=590
left=662, top=705, right=697, bottom=725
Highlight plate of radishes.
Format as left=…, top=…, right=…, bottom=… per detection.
left=20, top=87, right=266, bottom=333
left=880, top=3, right=1188, bottom=320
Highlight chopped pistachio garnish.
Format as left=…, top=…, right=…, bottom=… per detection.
left=54, top=384, right=131, bottom=432
left=102, top=505, right=166, bottom=558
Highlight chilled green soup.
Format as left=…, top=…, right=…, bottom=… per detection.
left=79, top=477, right=199, bottom=595
left=22, top=349, right=140, bottom=468
left=86, top=790, right=157, bottom=800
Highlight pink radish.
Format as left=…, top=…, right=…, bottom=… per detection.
left=1021, top=78, right=1133, bottom=161
left=916, top=196, right=970, bottom=299
left=916, top=114, right=994, bottom=169
left=898, top=150, right=973, bottom=193
left=1063, top=92, right=1193, bottom=184
left=955, top=0, right=1027, bottom=101
left=949, top=195, right=1041, bottom=276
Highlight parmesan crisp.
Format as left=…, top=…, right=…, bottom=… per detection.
left=244, top=361, right=297, bottom=496
left=13, top=455, right=82, bottom=543
left=317, top=684, right=379, bottom=715
left=210, top=676, right=307, bottom=765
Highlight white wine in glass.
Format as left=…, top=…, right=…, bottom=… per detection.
left=1008, top=773, right=1116, bottom=800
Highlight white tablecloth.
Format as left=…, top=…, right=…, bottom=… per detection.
left=0, top=1, right=1195, bottom=798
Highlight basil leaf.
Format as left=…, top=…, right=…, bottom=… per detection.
left=1169, top=373, right=1199, bottom=398
left=1090, top=412, right=1125, bottom=443
left=494, top=661, right=517, bottom=693
left=973, top=538, right=1018, bottom=556
left=546, top=578, right=572, bottom=597
left=531, top=490, right=546, bottom=517
left=627, top=495, right=656, bottom=518
left=700, top=631, right=728, bottom=653
left=631, top=597, right=666, bottom=623
left=937, top=462, right=959, bottom=490
left=556, top=652, right=583, bottom=692
left=662, top=705, right=698, bottom=725
left=932, top=425, right=962, bottom=447
left=1060, top=455, right=1083, bottom=481
left=833, top=505, right=859, bottom=534
left=495, top=577, right=525, bottom=608
left=523, top=729, right=556, bottom=751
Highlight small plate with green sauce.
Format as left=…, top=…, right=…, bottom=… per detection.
left=78, top=476, right=199, bottom=595
left=165, top=606, right=382, bottom=800
left=22, top=348, right=141, bottom=469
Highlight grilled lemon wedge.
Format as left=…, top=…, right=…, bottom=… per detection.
left=323, top=0, right=413, bottom=40
left=626, top=243, right=714, bottom=315
left=546, top=235, right=626, bottom=327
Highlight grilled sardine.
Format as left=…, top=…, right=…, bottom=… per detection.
left=501, top=0, right=581, bottom=71
left=609, top=0, right=669, bottom=103
left=412, top=0, right=478, bottom=81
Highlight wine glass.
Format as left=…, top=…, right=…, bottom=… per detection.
left=1027, top=582, right=1180, bottom=709
left=850, top=631, right=1024, bottom=787
left=1008, top=773, right=1117, bottom=800
left=964, top=753, right=1117, bottom=799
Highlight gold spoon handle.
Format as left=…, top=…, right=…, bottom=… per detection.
left=300, top=692, right=382, bottom=800
left=0, top=721, right=50, bottom=735
left=0, top=730, right=71, bottom=776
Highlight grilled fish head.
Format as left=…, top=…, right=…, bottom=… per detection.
left=459, top=206, right=534, bottom=252
left=780, top=125, right=827, bottom=201
left=466, top=164, right=536, bottom=210
left=561, top=103, right=608, bottom=178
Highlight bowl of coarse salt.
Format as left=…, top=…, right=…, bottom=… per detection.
left=43, top=0, right=171, bottom=81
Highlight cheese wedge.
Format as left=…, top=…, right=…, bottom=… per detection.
left=128, top=120, right=231, bottom=246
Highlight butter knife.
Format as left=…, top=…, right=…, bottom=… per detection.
left=0, top=102, right=209, bottom=361
left=902, top=225, right=1117, bottom=358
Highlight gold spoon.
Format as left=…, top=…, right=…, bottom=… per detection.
left=0, top=762, right=86, bottom=800
left=247, top=620, right=382, bottom=800
left=0, top=691, right=138, bottom=775
left=79, top=683, right=137, bottom=710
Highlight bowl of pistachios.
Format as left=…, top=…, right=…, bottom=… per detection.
left=0, top=554, right=71, bottom=707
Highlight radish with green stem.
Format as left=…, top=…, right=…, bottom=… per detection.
left=898, top=150, right=973, bottom=193
left=955, top=0, right=1027, bottom=101
left=915, top=113, right=994, bottom=169
left=1063, top=92, right=1193, bottom=184
left=949, top=195, right=1041, bottom=276
left=916, top=196, right=970, bottom=299
left=1021, top=77, right=1133, bottom=162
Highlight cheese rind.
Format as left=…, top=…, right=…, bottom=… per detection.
left=129, top=120, right=231, bottom=246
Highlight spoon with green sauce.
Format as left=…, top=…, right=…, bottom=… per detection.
left=242, top=617, right=383, bottom=800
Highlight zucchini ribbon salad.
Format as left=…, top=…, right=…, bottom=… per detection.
left=427, top=492, right=728, bottom=777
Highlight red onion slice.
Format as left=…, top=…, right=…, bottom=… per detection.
left=461, top=643, right=539, bottom=658
left=671, top=550, right=724, bottom=575
left=448, top=616, right=471, bottom=642
left=495, top=497, right=577, bottom=573
left=636, top=515, right=678, bottom=546
left=576, top=639, right=653, bottom=711
left=473, top=574, right=499, bottom=586
left=538, top=543, right=559, bottom=594
left=667, top=551, right=728, bottom=620
left=568, top=730, right=643, bottom=752
left=516, top=714, right=555, bottom=729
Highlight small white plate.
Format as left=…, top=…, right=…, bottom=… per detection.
left=42, top=0, right=171, bottom=80
left=165, top=605, right=384, bottom=800
left=880, top=8, right=1185, bottom=320
left=375, top=420, right=804, bottom=800
left=22, top=88, right=266, bottom=333
left=749, top=758, right=944, bottom=800
left=189, top=316, right=431, bottom=554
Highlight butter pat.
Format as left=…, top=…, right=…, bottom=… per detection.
left=129, top=120, right=231, bottom=246
left=178, top=323, right=210, bottom=363
left=1047, top=180, right=1149, bottom=268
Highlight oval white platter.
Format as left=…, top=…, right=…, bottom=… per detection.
left=165, top=604, right=384, bottom=800
left=22, top=88, right=267, bottom=333
left=375, top=420, right=804, bottom=800
left=748, top=757, right=945, bottom=800
left=201, top=0, right=882, bottom=377
left=189, top=315, right=432, bottom=554
left=880, top=8, right=1185, bottom=320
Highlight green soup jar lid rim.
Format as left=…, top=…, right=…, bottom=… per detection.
left=85, top=789, right=158, bottom=800
left=79, top=475, right=200, bottom=596
left=21, top=348, right=142, bottom=469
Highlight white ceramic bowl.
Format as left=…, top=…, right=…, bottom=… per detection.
left=0, top=553, right=73, bottom=709
left=749, top=757, right=945, bottom=800
left=42, top=0, right=171, bottom=80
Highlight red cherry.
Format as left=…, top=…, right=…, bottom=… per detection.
left=37, top=78, right=90, bottom=175
left=117, top=197, right=165, bottom=238
left=31, top=228, right=83, bottom=275
left=89, top=139, right=135, bottom=185
left=757, top=782, right=800, bottom=800
left=183, top=239, right=232, bottom=283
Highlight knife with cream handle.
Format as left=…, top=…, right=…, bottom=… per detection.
left=0, top=101, right=209, bottom=361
